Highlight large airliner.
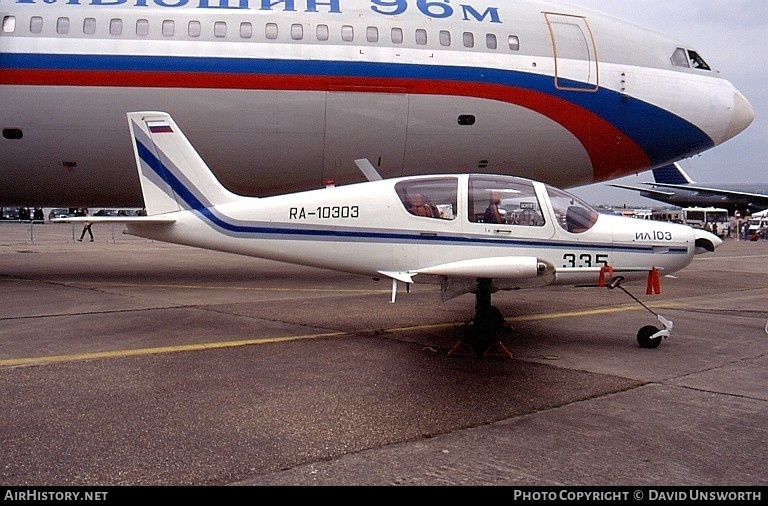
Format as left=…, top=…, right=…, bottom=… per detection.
left=0, top=0, right=755, bottom=207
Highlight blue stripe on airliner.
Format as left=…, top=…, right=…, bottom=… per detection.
left=9, top=53, right=714, bottom=167
left=135, top=136, right=688, bottom=257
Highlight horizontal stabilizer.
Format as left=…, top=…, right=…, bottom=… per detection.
left=52, top=216, right=176, bottom=224
left=378, top=271, right=415, bottom=284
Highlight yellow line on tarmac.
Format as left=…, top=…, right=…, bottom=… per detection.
left=0, top=302, right=682, bottom=368
left=76, top=281, right=390, bottom=295
left=0, top=331, right=348, bottom=368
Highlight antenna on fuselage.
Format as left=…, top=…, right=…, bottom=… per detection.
left=354, top=159, right=383, bottom=182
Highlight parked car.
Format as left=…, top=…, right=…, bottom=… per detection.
left=48, top=208, right=71, bottom=221
left=1, top=207, right=20, bottom=220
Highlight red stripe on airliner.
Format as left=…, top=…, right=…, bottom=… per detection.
left=2, top=69, right=650, bottom=182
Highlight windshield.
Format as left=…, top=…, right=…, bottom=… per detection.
left=545, top=185, right=599, bottom=234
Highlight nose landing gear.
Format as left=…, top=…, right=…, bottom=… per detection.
left=608, top=276, right=673, bottom=349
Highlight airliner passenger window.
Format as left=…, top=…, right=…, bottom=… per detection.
left=508, top=35, right=520, bottom=51
left=57, top=17, right=70, bottom=35
left=395, top=178, right=458, bottom=221
left=240, top=22, right=252, bottom=39
left=2, top=16, right=15, bottom=33
left=391, top=27, right=403, bottom=44
left=136, top=19, right=149, bottom=36
left=341, top=25, right=353, bottom=42
left=415, top=29, right=427, bottom=45
left=188, top=21, right=201, bottom=37
left=265, top=23, right=278, bottom=40
left=109, top=18, right=122, bottom=36
left=291, top=24, right=303, bottom=40
left=214, top=21, right=226, bottom=38
left=30, top=16, right=43, bottom=34
left=316, top=24, right=329, bottom=41
left=439, top=30, right=451, bottom=46
left=463, top=32, right=474, bottom=48
left=486, top=33, right=497, bottom=50
left=162, top=20, right=174, bottom=37
left=83, top=18, right=96, bottom=35
left=366, top=26, right=378, bottom=43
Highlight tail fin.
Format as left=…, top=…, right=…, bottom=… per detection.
left=652, top=162, right=695, bottom=185
left=127, top=111, right=240, bottom=216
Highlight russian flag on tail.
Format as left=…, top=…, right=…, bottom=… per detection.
left=147, top=120, right=173, bottom=134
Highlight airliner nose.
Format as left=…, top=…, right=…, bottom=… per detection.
left=693, top=229, right=722, bottom=254
left=721, top=91, right=755, bottom=144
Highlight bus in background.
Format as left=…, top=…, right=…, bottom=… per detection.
left=683, top=207, right=729, bottom=237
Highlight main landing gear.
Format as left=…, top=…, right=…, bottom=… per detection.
left=449, top=278, right=512, bottom=358
left=607, top=276, right=673, bottom=349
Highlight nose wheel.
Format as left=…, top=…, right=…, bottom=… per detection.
left=609, top=276, right=673, bottom=349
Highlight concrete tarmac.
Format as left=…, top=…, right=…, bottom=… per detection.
left=1, top=222, right=766, bottom=486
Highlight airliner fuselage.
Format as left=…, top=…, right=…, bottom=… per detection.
left=0, top=0, right=754, bottom=206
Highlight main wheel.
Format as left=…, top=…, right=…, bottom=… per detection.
left=637, top=325, right=662, bottom=349
left=470, top=305, right=505, bottom=356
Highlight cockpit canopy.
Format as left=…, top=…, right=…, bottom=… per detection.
left=394, top=175, right=599, bottom=234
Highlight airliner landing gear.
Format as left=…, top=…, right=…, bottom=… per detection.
left=449, top=278, right=512, bottom=358
left=608, top=276, right=673, bottom=349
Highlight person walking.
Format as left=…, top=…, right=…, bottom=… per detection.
left=78, top=208, right=94, bottom=242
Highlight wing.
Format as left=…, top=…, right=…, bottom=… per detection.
left=608, top=183, right=676, bottom=198
left=643, top=183, right=768, bottom=203
left=379, top=256, right=557, bottom=302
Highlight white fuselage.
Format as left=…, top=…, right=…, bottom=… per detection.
left=0, top=1, right=754, bottom=206
left=125, top=174, right=707, bottom=289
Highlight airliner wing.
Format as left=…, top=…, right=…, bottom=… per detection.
left=641, top=183, right=768, bottom=202
left=608, top=183, right=676, bottom=197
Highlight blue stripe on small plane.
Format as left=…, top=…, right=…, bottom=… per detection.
left=10, top=53, right=713, bottom=168
left=135, top=136, right=689, bottom=257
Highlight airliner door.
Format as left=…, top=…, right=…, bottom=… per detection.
left=545, top=13, right=599, bottom=92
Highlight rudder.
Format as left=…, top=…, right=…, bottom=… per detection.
left=127, top=111, right=239, bottom=217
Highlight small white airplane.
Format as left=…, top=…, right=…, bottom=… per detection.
left=0, top=1, right=754, bottom=206
left=59, top=111, right=722, bottom=355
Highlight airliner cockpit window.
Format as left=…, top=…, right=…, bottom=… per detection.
left=687, top=50, right=711, bottom=70
left=671, top=47, right=689, bottom=67
left=671, top=47, right=711, bottom=71
left=395, top=178, right=458, bottom=220
left=546, top=185, right=598, bottom=234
